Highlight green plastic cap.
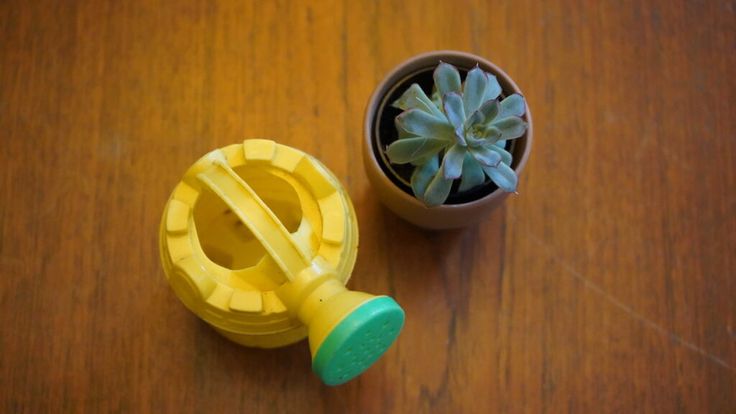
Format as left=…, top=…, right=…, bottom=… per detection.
left=312, top=296, right=405, bottom=386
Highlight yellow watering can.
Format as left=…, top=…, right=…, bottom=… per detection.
left=159, top=139, right=404, bottom=386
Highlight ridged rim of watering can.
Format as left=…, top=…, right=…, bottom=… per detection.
left=159, top=139, right=359, bottom=347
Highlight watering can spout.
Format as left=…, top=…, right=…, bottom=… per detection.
left=275, top=264, right=405, bottom=386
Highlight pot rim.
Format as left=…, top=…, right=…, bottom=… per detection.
left=363, top=50, right=534, bottom=212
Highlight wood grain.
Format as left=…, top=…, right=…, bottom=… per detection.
left=1, top=0, right=734, bottom=412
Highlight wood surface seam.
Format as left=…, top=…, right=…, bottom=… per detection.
left=510, top=214, right=735, bottom=374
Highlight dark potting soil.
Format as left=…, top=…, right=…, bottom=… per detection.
left=371, top=67, right=514, bottom=205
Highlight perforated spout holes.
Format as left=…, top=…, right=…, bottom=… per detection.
left=159, top=140, right=404, bottom=386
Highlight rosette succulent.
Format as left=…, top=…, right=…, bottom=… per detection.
left=386, top=62, right=528, bottom=207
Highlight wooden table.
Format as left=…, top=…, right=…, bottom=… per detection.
left=2, top=1, right=734, bottom=412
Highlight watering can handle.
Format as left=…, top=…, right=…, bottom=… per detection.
left=197, top=160, right=310, bottom=280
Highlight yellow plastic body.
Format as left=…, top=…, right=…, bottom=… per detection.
left=159, top=139, right=359, bottom=349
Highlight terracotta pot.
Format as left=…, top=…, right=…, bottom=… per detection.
left=362, top=50, right=533, bottom=229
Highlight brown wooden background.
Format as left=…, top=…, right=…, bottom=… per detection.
left=1, top=0, right=735, bottom=412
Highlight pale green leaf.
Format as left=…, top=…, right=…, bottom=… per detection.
left=491, top=116, right=528, bottom=140
left=396, top=109, right=454, bottom=139
left=483, top=72, right=502, bottom=101
left=410, top=156, right=439, bottom=200
left=391, top=83, right=444, bottom=118
left=478, top=125, right=502, bottom=141
left=462, top=66, right=488, bottom=114
left=423, top=162, right=453, bottom=207
left=396, top=116, right=418, bottom=138
left=477, top=99, right=500, bottom=124
left=443, top=144, right=466, bottom=179
left=397, top=126, right=417, bottom=139
left=442, top=92, right=466, bottom=132
left=411, top=154, right=435, bottom=167
left=386, top=137, right=448, bottom=164
left=433, top=62, right=461, bottom=97
left=465, top=99, right=500, bottom=128
left=489, top=142, right=512, bottom=165
left=459, top=153, right=485, bottom=192
left=482, top=162, right=518, bottom=192
left=470, top=145, right=502, bottom=167
left=498, top=94, right=526, bottom=118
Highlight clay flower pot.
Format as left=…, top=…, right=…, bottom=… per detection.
left=362, top=50, right=533, bottom=230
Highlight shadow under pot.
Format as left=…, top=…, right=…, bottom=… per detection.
left=362, top=50, right=533, bottom=230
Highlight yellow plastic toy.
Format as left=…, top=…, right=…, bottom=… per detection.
left=159, top=139, right=404, bottom=386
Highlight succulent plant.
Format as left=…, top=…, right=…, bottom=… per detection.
left=386, top=62, right=528, bottom=207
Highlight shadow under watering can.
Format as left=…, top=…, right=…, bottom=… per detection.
left=159, top=139, right=404, bottom=386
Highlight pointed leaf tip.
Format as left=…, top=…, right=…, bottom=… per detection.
left=463, top=66, right=489, bottom=115
left=498, top=94, right=526, bottom=118
left=483, top=72, right=502, bottom=101
left=482, top=162, right=518, bottom=193
left=434, top=62, right=461, bottom=97
left=392, top=83, right=444, bottom=118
